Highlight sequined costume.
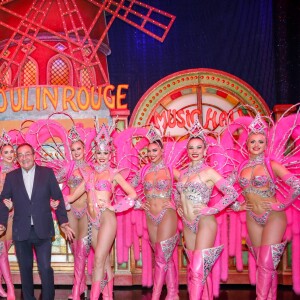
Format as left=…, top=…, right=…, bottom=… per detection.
left=143, top=161, right=173, bottom=201
left=221, top=110, right=300, bottom=297
left=85, top=169, right=114, bottom=229
left=176, top=162, right=213, bottom=234
left=176, top=158, right=238, bottom=300
left=177, top=161, right=238, bottom=219
left=59, top=160, right=90, bottom=219
left=133, top=160, right=179, bottom=300
left=84, top=162, right=135, bottom=300
left=238, top=155, right=275, bottom=225
left=137, top=161, right=177, bottom=226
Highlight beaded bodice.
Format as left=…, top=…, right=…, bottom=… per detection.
left=239, top=155, right=276, bottom=198
left=177, top=161, right=212, bottom=204
left=143, top=161, right=172, bottom=200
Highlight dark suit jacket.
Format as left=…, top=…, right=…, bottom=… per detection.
left=0, top=165, right=68, bottom=241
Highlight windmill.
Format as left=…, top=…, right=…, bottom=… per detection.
left=0, top=0, right=176, bottom=89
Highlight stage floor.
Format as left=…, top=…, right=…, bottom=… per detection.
left=7, top=284, right=300, bottom=299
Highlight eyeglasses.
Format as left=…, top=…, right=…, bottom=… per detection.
left=17, top=152, right=34, bottom=159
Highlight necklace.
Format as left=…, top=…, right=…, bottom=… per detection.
left=184, top=160, right=206, bottom=177
left=94, top=163, right=109, bottom=174
left=1, top=162, right=15, bottom=174
left=75, top=160, right=88, bottom=169
left=246, top=154, right=265, bottom=168
left=147, top=160, right=165, bottom=174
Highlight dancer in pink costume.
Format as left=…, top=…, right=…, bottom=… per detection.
left=176, top=120, right=238, bottom=300
left=227, top=111, right=300, bottom=300
left=67, top=122, right=136, bottom=300
left=132, top=125, right=181, bottom=300
left=59, top=127, right=92, bottom=300
left=0, top=130, right=16, bottom=300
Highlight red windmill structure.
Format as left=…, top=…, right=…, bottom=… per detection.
left=0, top=0, right=176, bottom=89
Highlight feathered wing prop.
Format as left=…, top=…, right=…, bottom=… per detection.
left=219, top=115, right=267, bottom=285
left=113, top=125, right=190, bottom=287
left=24, top=118, right=69, bottom=162
left=24, top=114, right=96, bottom=182
left=113, top=127, right=152, bottom=285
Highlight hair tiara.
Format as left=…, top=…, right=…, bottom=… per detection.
left=94, top=117, right=114, bottom=151
left=68, top=126, right=82, bottom=143
left=145, top=124, right=162, bottom=144
left=188, top=118, right=207, bottom=144
left=248, top=113, right=267, bottom=135
left=0, top=129, right=12, bottom=148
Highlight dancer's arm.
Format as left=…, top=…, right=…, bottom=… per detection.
left=131, top=170, right=151, bottom=210
left=263, top=161, right=300, bottom=211
left=112, top=172, right=137, bottom=212
left=197, top=169, right=238, bottom=215
left=0, top=173, right=13, bottom=230
left=65, top=181, right=86, bottom=203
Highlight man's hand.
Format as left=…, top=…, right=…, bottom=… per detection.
left=60, top=223, right=75, bottom=242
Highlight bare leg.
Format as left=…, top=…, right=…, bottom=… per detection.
left=255, top=211, right=287, bottom=300
left=246, top=212, right=264, bottom=247
left=247, top=211, right=287, bottom=300
left=90, top=210, right=117, bottom=300
left=149, top=209, right=178, bottom=300
left=0, top=216, right=15, bottom=299
left=68, top=212, right=89, bottom=300
left=189, top=216, right=223, bottom=300
left=261, top=211, right=286, bottom=246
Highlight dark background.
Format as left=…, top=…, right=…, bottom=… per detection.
left=107, top=0, right=300, bottom=117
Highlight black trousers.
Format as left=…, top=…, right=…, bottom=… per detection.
left=14, top=226, right=54, bottom=300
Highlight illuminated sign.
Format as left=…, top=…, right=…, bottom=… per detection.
left=0, top=84, right=129, bottom=120
left=130, top=68, right=270, bottom=135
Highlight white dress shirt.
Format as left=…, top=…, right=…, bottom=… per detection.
left=22, top=164, right=36, bottom=224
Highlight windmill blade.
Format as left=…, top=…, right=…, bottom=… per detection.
left=87, top=0, right=176, bottom=42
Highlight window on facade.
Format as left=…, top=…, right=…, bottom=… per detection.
left=20, top=58, right=38, bottom=86
left=49, top=56, right=71, bottom=85
left=80, top=67, right=95, bottom=88
left=0, top=63, right=12, bottom=86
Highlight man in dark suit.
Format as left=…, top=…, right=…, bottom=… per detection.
left=0, top=143, right=74, bottom=300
